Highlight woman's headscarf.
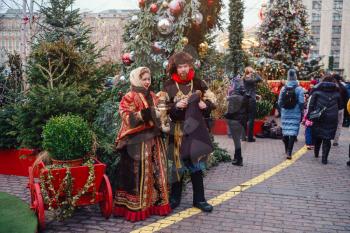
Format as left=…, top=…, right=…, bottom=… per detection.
left=129, top=67, right=151, bottom=88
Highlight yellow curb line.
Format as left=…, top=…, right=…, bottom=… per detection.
left=131, top=146, right=308, bottom=233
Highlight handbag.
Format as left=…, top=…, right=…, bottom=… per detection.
left=308, top=106, right=327, bottom=121
left=308, top=96, right=334, bottom=121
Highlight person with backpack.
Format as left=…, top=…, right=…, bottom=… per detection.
left=278, top=69, right=305, bottom=159
left=224, top=83, right=249, bottom=166
left=307, top=75, right=341, bottom=164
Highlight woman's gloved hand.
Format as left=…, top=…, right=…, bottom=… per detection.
left=141, top=108, right=153, bottom=122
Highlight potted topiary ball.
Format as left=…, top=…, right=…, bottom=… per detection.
left=42, top=115, right=93, bottom=166
left=31, top=115, right=113, bottom=229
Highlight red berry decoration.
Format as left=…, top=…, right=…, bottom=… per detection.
left=23, top=16, right=29, bottom=24
left=150, top=4, right=158, bottom=13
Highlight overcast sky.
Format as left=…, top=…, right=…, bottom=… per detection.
left=73, top=0, right=262, bottom=29
left=2, top=0, right=263, bottom=29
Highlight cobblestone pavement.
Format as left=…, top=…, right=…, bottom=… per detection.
left=1, top=127, right=350, bottom=233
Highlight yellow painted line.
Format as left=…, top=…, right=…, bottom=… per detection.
left=131, top=146, right=308, bottom=233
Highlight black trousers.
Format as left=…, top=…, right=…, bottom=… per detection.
left=282, top=136, right=296, bottom=156
left=314, top=137, right=331, bottom=158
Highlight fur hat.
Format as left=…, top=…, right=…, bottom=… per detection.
left=129, top=67, right=151, bottom=87
left=287, top=69, right=297, bottom=81
left=167, top=52, right=193, bottom=74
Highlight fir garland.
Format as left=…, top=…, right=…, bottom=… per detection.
left=39, top=158, right=96, bottom=221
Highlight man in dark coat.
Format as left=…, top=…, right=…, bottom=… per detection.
left=163, top=52, right=216, bottom=212
left=308, top=75, right=341, bottom=164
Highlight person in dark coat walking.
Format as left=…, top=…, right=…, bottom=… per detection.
left=332, top=74, right=349, bottom=146
left=307, top=75, right=341, bottom=164
left=163, top=52, right=216, bottom=212
left=224, top=83, right=249, bottom=166
left=243, top=67, right=262, bottom=142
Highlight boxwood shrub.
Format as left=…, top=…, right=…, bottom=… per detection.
left=42, top=115, right=93, bottom=161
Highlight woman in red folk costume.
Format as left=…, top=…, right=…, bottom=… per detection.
left=113, top=67, right=171, bottom=221
left=163, top=52, right=216, bottom=212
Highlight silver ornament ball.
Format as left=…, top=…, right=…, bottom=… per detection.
left=192, top=12, right=203, bottom=25
left=157, top=18, right=173, bottom=35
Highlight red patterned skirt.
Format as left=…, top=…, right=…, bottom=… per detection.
left=113, top=136, right=171, bottom=221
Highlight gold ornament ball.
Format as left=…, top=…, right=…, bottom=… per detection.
left=162, top=1, right=169, bottom=8
left=199, top=42, right=208, bottom=50
left=181, top=37, right=189, bottom=45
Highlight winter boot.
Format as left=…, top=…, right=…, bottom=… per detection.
left=170, top=180, right=182, bottom=209
left=282, top=136, right=288, bottom=155
left=232, top=148, right=243, bottom=166
left=314, top=141, right=321, bottom=158
left=191, top=171, right=213, bottom=212
left=321, top=140, right=331, bottom=165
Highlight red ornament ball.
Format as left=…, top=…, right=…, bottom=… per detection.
left=208, top=0, right=215, bottom=7
left=150, top=3, right=158, bottom=13
left=122, top=53, right=132, bottom=65
left=169, top=0, right=184, bottom=16
left=152, top=41, right=162, bottom=53
left=138, top=0, right=146, bottom=8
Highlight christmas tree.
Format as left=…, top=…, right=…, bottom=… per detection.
left=257, top=0, right=312, bottom=79
left=15, top=0, right=114, bottom=149
left=0, top=52, right=24, bottom=149
left=120, top=0, right=223, bottom=92
left=27, top=0, right=104, bottom=93
left=227, top=0, right=244, bottom=75
left=0, top=52, right=24, bottom=107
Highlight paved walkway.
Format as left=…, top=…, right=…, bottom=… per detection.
left=1, top=127, right=350, bottom=233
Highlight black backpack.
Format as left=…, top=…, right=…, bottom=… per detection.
left=282, top=86, right=297, bottom=109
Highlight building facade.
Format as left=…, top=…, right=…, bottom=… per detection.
left=0, top=9, right=22, bottom=64
left=81, top=9, right=138, bottom=62
left=0, top=9, right=137, bottom=64
left=303, top=0, right=350, bottom=79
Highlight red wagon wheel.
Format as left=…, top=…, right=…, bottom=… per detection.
left=33, top=183, right=46, bottom=230
left=99, top=175, right=113, bottom=219
left=28, top=167, right=35, bottom=203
